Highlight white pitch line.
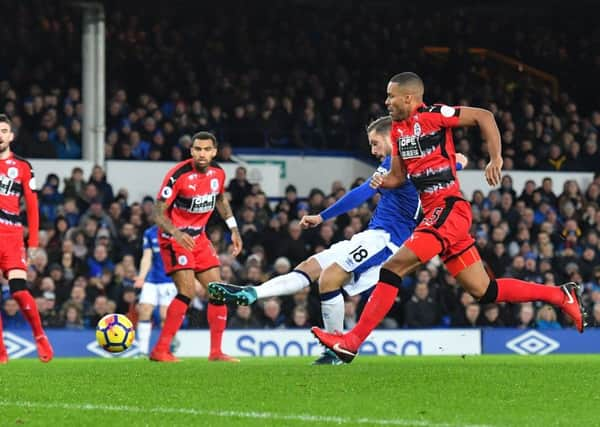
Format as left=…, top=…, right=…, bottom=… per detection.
left=0, top=400, right=493, bottom=427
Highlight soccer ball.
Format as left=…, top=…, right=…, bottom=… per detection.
left=96, top=314, right=135, bottom=353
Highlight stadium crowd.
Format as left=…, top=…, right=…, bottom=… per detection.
left=1, top=1, right=600, bottom=169
left=1, top=0, right=600, bottom=332
left=2, top=162, right=600, bottom=332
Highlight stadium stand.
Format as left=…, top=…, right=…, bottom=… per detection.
left=1, top=0, right=600, bottom=331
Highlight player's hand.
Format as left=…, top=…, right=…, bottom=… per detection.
left=230, top=229, right=243, bottom=256
left=484, top=157, right=503, bottom=187
left=173, top=230, right=195, bottom=251
left=26, top=247, right=39, bottom=265
left=299, top=214, right=323, bottom=229
left=456, top=153, right=468, bottom=169
left=370, top=172, right=385, bottom=189
left=133, top=276, right=145, bottom=288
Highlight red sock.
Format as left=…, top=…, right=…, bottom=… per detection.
left=208, top=303, right=227, bottom=355
left=12, top=290, right=44, bottom=337
left=351, top=282, right=398, bottom=342
left=496, top=278, right=564, bottom=305
left=154, top=296, right=189, bottom=352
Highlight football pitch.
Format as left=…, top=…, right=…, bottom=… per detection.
left=0, top=356, right=598, bottom=426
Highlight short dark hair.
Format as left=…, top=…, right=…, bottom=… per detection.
left=191, top=131, right=217, bottom=147
left=366, top=116, right=392, bottom=134
left=389, top=72, right=424, bottom=88
left=0, top=114, right=12, bottom=129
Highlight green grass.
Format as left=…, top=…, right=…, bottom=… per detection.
left=1, top=356, right=599, bottom=427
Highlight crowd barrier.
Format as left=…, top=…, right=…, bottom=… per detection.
left=3, top=328, right=597, bottom=359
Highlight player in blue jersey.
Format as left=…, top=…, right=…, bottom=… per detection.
left=209, top=116, right=467, bottom=364
left=134, top=224, right=178, bottom=355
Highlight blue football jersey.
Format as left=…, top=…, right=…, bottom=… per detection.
left=367, top=156, right=420, bottom=246
left=143, top=225, right=172, bottom=284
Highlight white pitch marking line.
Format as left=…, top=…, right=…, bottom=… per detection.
left=0, top=400, right=493, bottom=427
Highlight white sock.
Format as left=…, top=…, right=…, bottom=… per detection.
left=254, top=270, right=310, bottom=299
left=321, top=292, right=345, bottom=333
left=137, top=321, right=152, bottom=355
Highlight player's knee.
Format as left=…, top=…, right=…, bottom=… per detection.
left=318, top=275, right=341, bottom=294
left=319, top=265, right=346, bottom=293
left=297, top=258, right=321, bottom=281
left=137, top=304, right=153, bottom=320
left=8, top=278, right=27, bottom=294
left=382, top=257, right=407, bottom=276
left=176, top=281, right=195, bottom=299
left=476, top=279, right=498, bottom=303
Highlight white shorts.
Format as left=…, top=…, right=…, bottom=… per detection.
left=139, top=282, right=178, bottom=307
left=312, top=229, right=397, bottom=296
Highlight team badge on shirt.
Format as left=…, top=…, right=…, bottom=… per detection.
left=210, top=179, right=219, bottom=192
left=7, top=167, right=18, bottom=179
left=413, top=123, right=422, bottom=138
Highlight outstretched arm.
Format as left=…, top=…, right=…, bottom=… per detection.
left=301, top=179, right=377, bottom=228
left=215, top=193, right=242, bottom=256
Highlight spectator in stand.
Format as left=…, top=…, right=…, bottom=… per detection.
left=1, top=298, right=28, bottom=329
left=51, top=125, right=81, bottom=159
left=227, top=166, right=253, bottom=212
left=89, top=166, right=114, bottom=208
left=516, top=303, right=536, bottom=329
left=59, top=302, right=85, bottom=330
left=261, top=298, right=286, bottom=329
left=404, top=282, right=439, bottom=328
left=86, top=244, right=115, bottom=293
left=280, top=220, right=310, bottom=266
left=39, top=291, right=62, bottom=328
left=536, top=305, right=562, bottom=329
left=39, top=182, right=63, bottom=227
left=228, top=305, right=261, bottom=329
left=63, top=167, right=85, bottom=200
left=216, top=142, right=236, bottom=163
left=288, top=306, right=310, bottom=328
left=27, top=130, right=56, bottom=158
left=479, top=304, right=504, bottom=327
left=462, top=303, right=482, bottom=328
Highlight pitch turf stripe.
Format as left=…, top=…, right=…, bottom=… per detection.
left=0, top=400, right=492, bottom=427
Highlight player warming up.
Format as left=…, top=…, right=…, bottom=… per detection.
left=134, top=223, right=178, bottom=356
left=311, top=72, right=587, bottom=363
left=209, top=116, right=465, bottom=365
left=149, top=131, right=243, bottom=363
left=0, top=114, right=53, bottom=364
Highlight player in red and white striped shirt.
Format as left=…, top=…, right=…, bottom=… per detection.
left=0, top=114, right=53, bottom=364
left=312, top=73, right=586, bottom=363
left=149, top=131, right=243, bottom=362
